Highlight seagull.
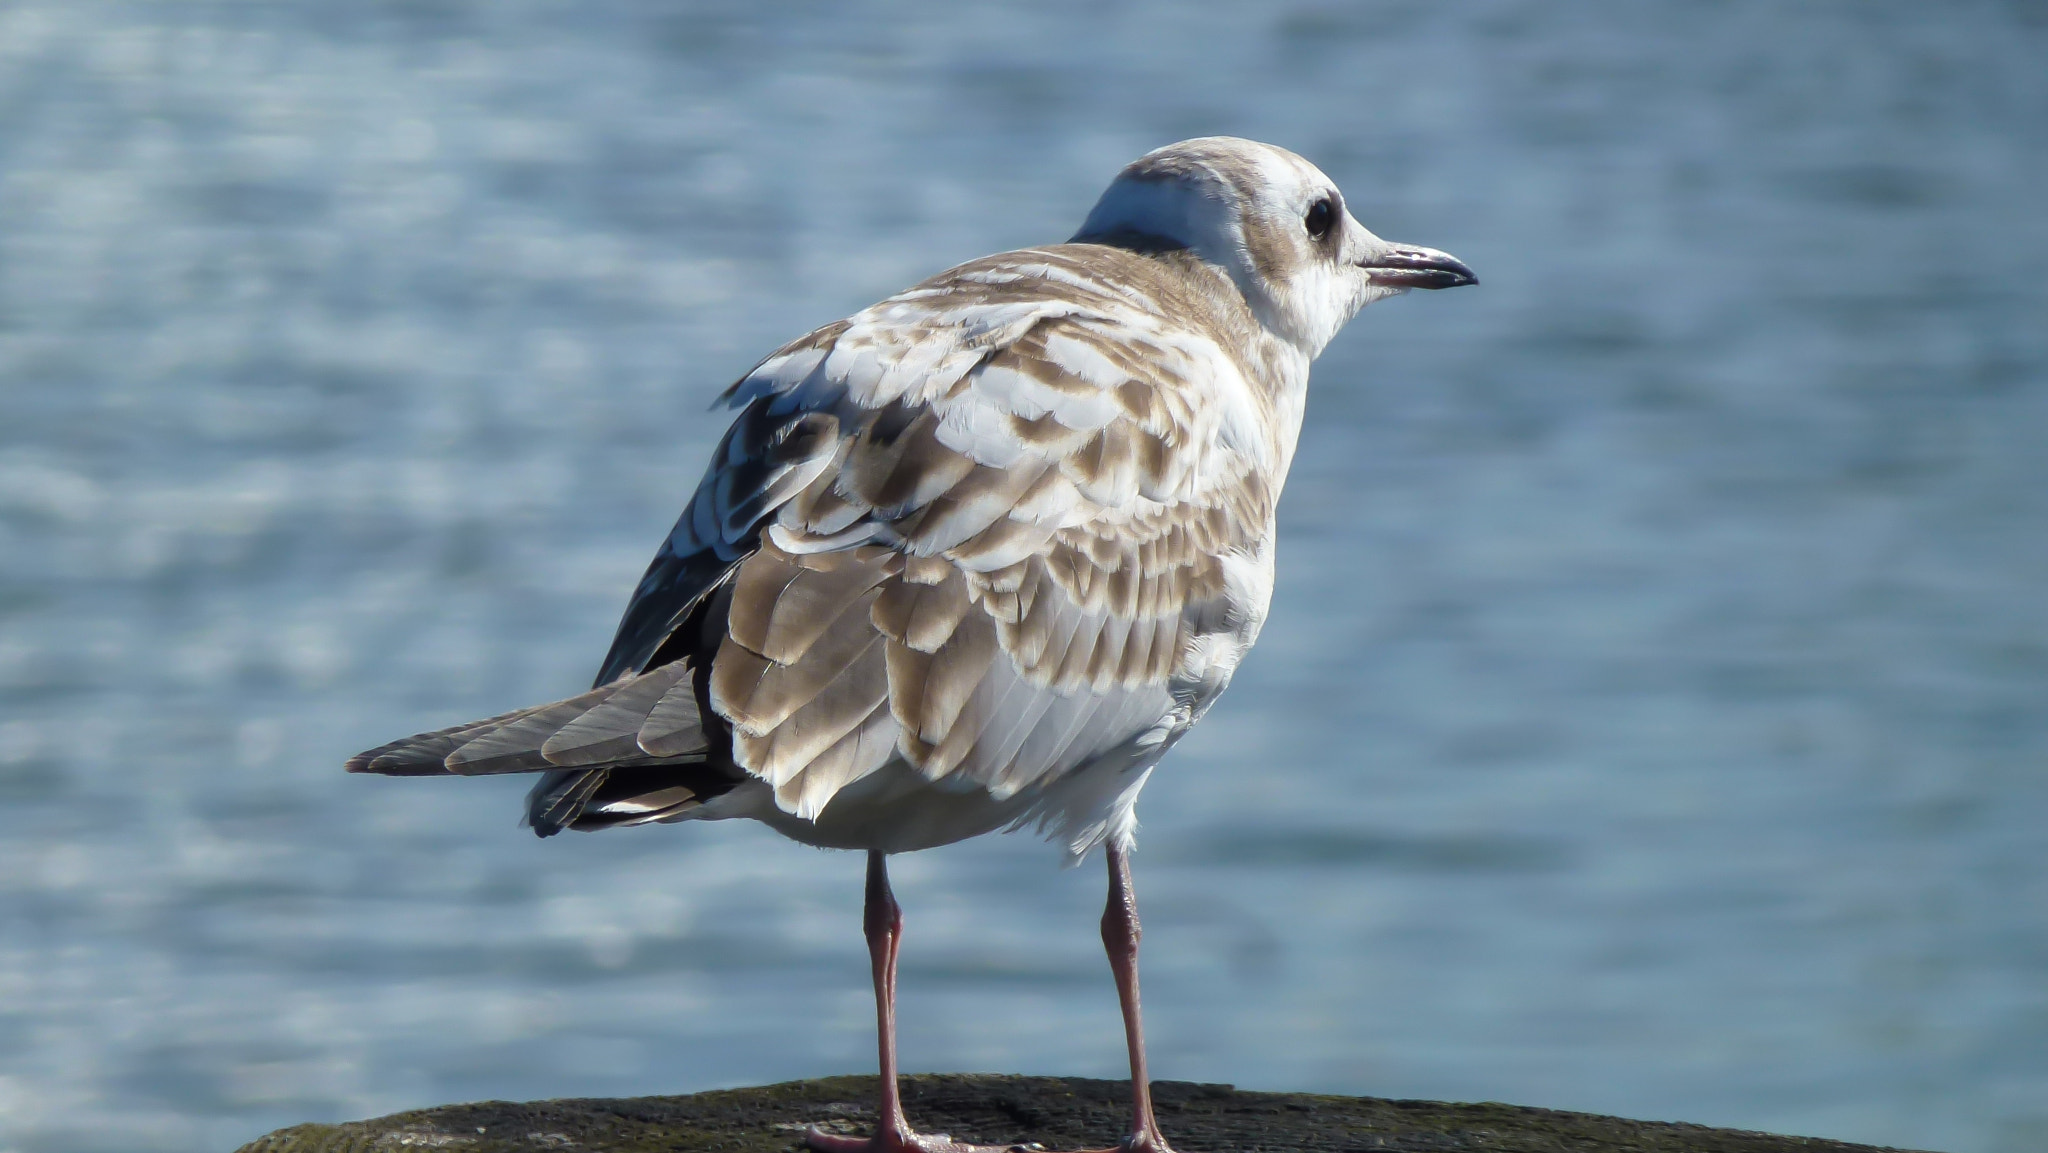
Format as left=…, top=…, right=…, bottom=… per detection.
left=348, top=136, right=1475, bottom=1153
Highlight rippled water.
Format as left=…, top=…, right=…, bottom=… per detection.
left=2, top=4, right=2045, bottom=1152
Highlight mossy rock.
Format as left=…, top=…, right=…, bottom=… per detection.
left=233, top=1073, right=1929, bottom=1153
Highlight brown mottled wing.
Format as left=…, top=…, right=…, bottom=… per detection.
left=608, top=245, right=1278, bottom=820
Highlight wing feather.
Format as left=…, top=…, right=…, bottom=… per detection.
left=637, top=673, right=714, bottom=757
left=448, top=694, right=615, bottom=775
left=870, top=566, right=973, bottom=653
left=582, top=244, right=1276, bottom=821
left=776, top=699, right=897, bottom=820
left=540, top=660, right=691, bottom=766
left=715, top=599, right=889, bottom=739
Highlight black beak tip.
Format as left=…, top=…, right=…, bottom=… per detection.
left=1361, top=249, right=1479, bottom=290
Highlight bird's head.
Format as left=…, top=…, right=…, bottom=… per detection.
left=1072, top=136, right=1476, bottom=357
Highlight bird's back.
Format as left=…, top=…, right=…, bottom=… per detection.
left=352, top=241, right=1296, bottom=858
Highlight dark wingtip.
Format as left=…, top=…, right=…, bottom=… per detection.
left=345, top=737, right=462, bottom=777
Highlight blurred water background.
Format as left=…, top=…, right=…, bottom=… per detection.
left=2, top=3, right=2045, bottom=1151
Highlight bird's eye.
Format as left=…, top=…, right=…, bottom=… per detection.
left=1304, top=197, right=1334, bottom=239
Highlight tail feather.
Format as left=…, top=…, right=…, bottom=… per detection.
left=526, top=766, right=610, bottom=835
left=345, top=659, right=710, bottom=778
left=525, top=766, right=712, bottom=837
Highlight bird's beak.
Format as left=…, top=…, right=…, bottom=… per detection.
left=1357, top=244, right=1478, bottom=290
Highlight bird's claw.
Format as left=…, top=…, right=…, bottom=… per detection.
left=804, top=1127, right=1166, bottom=1153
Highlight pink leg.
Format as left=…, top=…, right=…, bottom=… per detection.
left=1102, top=843, right=1175, bottom=1153
left=806, top=848, right=1174, bottom=1153
left=807, top=853, right=1017, bottom=1153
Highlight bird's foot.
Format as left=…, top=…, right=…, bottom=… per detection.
left=803, top=1126, right=1173, bottom=1153
left=803, top=1126, right=1045, bottom=1153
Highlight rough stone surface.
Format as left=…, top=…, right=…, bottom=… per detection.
left=232, top=1075, right=1931, bottom=1153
